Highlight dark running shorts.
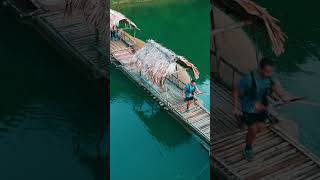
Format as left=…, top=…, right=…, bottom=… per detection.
left=184, top=96, right=194, bottom=101
left=241, top=112, right=268, bottom=126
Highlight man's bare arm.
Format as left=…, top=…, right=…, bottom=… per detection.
left=195, top=87, right=202, bottom=94
left=232, top=87, right=240, bottom=112
left=272, top=79, right=291, bottom=102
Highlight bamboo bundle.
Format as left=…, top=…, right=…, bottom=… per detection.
left=215, top=0, right=287, bottom=56
left=132, top=40, right=199, bottom=87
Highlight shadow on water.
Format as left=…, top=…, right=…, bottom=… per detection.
left=110, top=68, right=191, bottom=147
left=133, top=98, right=192, bottom=147
left=110, top=67, right=209, bottom=179
left=0, top=8, right=107, bottom=180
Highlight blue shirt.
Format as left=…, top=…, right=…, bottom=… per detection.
left=184, top=84, right=197, bottom=98
left=237, top=71, right=273, bottom=113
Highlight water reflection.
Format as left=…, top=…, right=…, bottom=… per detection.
left=0, top=101, right=108, bottom=180
left=111, top=68, right=192, bottom=148
left=0, top=10, right=107, bottom=179
left=132, top=97, right=192, bottom=148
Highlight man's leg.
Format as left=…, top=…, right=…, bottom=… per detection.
left=246, top=124, right=258, bottom=148
left=111, top=31, right=113, bottom=40
left=256, top=122, right=266, bottom=134
left=186, top=100, right=191, bottom=110
left=244, top=123, right=258, bottom=160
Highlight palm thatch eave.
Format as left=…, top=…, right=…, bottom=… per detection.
left=214, top=0, right=287, bottom=56
left=110, top=9, right=139, bottom=30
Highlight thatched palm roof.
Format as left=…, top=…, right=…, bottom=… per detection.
left=110, top=9, right=138, bottom=30
left=214, top=0, right=287, bottom=56
left=133, top=40, right=199, bottom=87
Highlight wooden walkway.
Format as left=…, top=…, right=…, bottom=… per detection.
left=211, top=75, right=320, bottom=179
left=111, top=39, right=210, bottom=148
left=34, top=10, right=108, bottom=78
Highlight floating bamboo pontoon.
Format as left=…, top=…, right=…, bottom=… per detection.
left=211, top=1, right=320, bottom=179
left=110, top=9, right=210, bottom=149
left=3, top=0, right=210, bottom=148
left=3, top=0, right=108, bottom=79
left=35, top=11, right=108, bottom=78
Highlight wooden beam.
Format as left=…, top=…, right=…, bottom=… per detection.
left=212, top=21, right=251, bottom=35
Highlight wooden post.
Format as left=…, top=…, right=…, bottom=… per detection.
left=166, top=86, right=169, bottom=107
left=210, top=0, right=215, bottom=125
left=252, top=25, right=260, bottom=67
left=175, top=64, right=178, bottom=85
left=212, top=21, right=249, bottom=35
left=211, top=1, right=221, bottom=80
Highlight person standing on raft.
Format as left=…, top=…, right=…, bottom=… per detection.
left=111, top=25, right=118, bottom=40
left=233, top=58, right=291, bottom=161
left=183, top=79, right=202, bottom=112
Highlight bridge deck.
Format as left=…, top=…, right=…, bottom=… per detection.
left=211, top=78, right=320, bottom=180
left=35, top=10, right=108, bottom=78
left=111, top=39, right=210, bottom=148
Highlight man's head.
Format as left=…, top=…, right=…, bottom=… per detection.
left=191, top=79, right=196, bottom=86
left=259, top=58, right=274, bottom=78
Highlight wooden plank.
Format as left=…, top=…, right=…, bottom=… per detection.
left=247, top=154, right=306, bottom=179
left=304, top=172, right=320, bottom=180
left=275, top=161, right=315, bottom=179
left=240, top=148, right=298, bottom=177
left=217, top=132, right=276, bottom=159
left=231, top=142, right=291, bottom=169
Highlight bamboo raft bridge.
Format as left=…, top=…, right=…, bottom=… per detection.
left=3, top=1, right=210, bottom=147
left=2, top=0, right=108, bottom=79
left=110, top=9, right=210, bottom=149
left=211, top=0, right=320, bottom=179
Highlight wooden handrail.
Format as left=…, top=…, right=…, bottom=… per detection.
left=117, top=29, right=136, bottom=45
left=212, top=21, right=251, bottom=35
left=211, top=50, right=244, bottom=90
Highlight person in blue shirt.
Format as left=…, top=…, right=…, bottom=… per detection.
left=233, top=58, right=289, bottom=161
left=183, top=80, right=202, bottom=112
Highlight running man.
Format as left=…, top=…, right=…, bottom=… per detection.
left=183, top=80, right=202, bottom=112
left=111, top=25, right=118, bottom=40
left=233, top=58, right=289, bottom=161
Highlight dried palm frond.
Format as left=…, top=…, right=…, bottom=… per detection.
left=215, top=0, right=287, bottom=56
left=133, top=40, right=199, bottom=87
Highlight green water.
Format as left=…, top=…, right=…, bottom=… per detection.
left=0, top=9, right=107, bottom=179
left=256, top=1, right=320, bottom=155
left=110, top=0, right=210, bottom=179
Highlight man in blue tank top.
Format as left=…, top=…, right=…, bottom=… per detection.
left=233, top=58, right=289, bottom=161
left=183, top=80, right=202, bottom=112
